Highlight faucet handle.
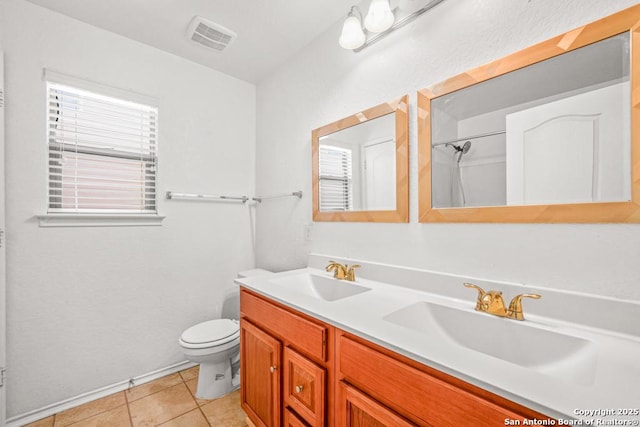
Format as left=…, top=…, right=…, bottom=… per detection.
left=464, top=283, right=486, bottom=311
left=326, top=261, right=341, bottom=272
left=345, top=264, right=360, bottom=281
left=507, top=293, right=541, bottom=321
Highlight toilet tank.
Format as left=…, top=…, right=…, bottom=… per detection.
left=222, top=268, right=274, bottom=319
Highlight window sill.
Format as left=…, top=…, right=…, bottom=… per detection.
left=36, top=214, right=166, bottom=228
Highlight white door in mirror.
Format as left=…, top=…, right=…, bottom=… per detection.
left=506, top=82, right=630, bottom=205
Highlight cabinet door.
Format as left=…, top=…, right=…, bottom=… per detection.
left=337, top=382, right=416, bottom=427
left=241, top=319, right=282, bottom=427
left=284, top=347, right=326, bottom=426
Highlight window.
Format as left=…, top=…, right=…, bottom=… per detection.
left=46, top=75, right=158, bottom=215
left=319, top=145, right=353, bottom=211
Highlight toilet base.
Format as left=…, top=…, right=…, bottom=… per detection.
left=196, top=360, right=238, bottom=399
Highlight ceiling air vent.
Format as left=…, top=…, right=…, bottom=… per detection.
left=187, top=16, right=237, bottom=52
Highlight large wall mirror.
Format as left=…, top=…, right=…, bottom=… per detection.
left=312, top=95, right=408, bottom=222
left=418, top=5, right=640, bottom=223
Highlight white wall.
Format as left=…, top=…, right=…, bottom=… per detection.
left=2, top=0, right=256, bottom=417
left=255, top=0, right=640, bottom=298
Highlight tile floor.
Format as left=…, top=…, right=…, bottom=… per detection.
left=24, top=366, right=249, bottom=427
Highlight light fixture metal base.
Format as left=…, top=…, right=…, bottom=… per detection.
left=352, top=0, right=446, bottom=52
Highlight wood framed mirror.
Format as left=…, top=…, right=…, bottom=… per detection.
left=418, top=5, right=640, bottom=223
left=312, top=95, right=408, bottom=222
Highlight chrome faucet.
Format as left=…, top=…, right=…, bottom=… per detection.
left=326, top=261, right=360, bottom=281
left=464, top=283, right=541, bottom=321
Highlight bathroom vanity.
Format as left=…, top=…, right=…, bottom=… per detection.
left=240, top=287, right=549, bottom=426
left=237, top=256, right=640, bottom=427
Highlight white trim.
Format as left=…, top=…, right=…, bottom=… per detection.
left=43, top=69, right=158, bottom=107
left=5, top=361, right=196, bottom=427
left=36, top=214, right=165, bottom=227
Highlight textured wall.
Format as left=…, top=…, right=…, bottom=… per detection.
left=255, top=0, right=640, bottom=299
left=2, top=0, right=256, bottom=416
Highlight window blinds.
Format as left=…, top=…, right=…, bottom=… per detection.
left=319, top=145, right=353, bottom=211
left=47, top=82, right=158, bottom=214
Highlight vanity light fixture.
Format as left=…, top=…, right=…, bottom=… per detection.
left=339, top=7, right=367, bottom=50
left=339, top=0, right=445, bottom=52
left=364, top=0, right=395, bottom=33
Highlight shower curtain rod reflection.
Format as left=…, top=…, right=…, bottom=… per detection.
left=432, top=130, right=506, bottom=147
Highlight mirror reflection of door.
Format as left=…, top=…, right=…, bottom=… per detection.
left=363, top=139, right=395, bottom=210
left=506, top=82, right=630, bottom=205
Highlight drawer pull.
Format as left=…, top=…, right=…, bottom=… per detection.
left=295, top=385, right=304, bottom=393
left=270, top=365, right=278, bottom=373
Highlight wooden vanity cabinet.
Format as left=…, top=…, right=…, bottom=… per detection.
left=336, top=331, right=553, bottom=427
left=240, top=289, right=332, bottom=427
left=240, top=288, right=552, bottom=427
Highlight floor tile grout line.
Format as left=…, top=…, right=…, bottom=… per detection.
left=52, top=392, right=126, bottom=427
left=178, top=367, right=198, bottom=383
left=125, top=396, right=134, bottom=427
left=153, top=386, right=202, bottom=427
left=184, top=377, right=214, bottom=426
left=75, top=373, right=191, bottom=426
left=156, top=382, right=197, bottom=427
left=64, top=403, right=131, bottom=427
left=197, top=402, right=213, bottom=427
left=155, top=407, right=200, bottom=427
left=125, top=376, right=187, bottom=404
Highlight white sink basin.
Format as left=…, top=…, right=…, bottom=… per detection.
left=383, top=301, right=598, bottom=385
left=268, top=273, right=371, bottom=302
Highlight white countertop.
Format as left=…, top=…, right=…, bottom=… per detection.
left=236, top=266, right=640, bottom=424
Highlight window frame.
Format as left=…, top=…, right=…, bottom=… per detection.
left=38, top=70, right=164, bottom=227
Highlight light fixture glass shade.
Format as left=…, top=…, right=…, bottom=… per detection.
left=339, top=14, right=366, bottom=50
left=364, top=0, right=394, bottom=33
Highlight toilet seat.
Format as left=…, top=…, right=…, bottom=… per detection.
left=180, top=319, right=240, bottom=349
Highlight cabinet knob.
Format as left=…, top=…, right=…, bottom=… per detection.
left=295, top=385, right=304, bottom=393
left=269, top=365, right=277, bottom=373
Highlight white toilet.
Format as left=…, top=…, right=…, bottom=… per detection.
left=178, top=268, right=273, bottom=399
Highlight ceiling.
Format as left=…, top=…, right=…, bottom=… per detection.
left=24, top=0, right=350, bottom=83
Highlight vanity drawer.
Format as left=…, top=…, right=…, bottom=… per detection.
left=284, top=347, right=326, bottom=427
left=339, top=335, right=531, bottom=427
left=284, top=408, right=310, bottom=427
left=240, top=289, right=327, bottom=361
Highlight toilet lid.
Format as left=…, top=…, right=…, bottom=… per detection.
left=180, top=319, right=239, bottom=346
